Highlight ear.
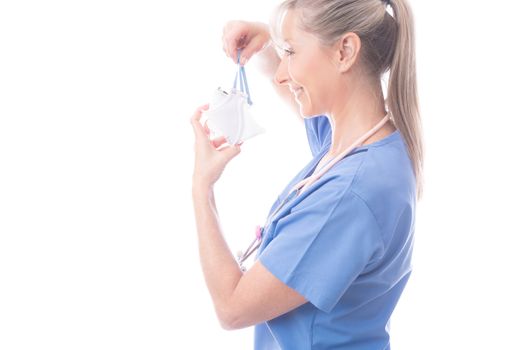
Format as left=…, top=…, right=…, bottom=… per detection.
left=337, top=32, right=361, bottom=73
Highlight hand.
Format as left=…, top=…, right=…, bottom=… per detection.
left=222, top=20, right=271, bottom=66
left=190, top=104, right=243, bottom=190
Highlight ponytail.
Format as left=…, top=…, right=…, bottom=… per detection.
left=387, top=0, right=425, bottom=200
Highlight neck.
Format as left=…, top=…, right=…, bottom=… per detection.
left=324, top=79, right=395, bottom=157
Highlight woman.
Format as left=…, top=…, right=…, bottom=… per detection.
left=190, top=0, right=424, bottom=348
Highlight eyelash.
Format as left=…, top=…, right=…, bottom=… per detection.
left=283, top=48, right=295, bottom=56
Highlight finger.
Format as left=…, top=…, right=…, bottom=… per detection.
left=239, top=35, right=267, bottom=66
left=190, top=104, right=210, bottom=140
left=222, top=39, right=228, bottom=58
left=203, top=120, right=210, bottom=137
left=227, top=33, right=248, bottom=63
left=220, top=143, right=242, bottom=161
left=223, top=39, right=237, bottom=65
left=211, top=136, right=228, bottom=148
left=222, top=35, right=230, bottom=59
left=190, top=103, right=209, bottom=124
left=222, top=22, right=236, bottom=60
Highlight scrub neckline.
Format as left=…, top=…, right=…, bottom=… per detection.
left=309, top=129, right=401, bottom=179
left=331, top=128, right=400, bottom=152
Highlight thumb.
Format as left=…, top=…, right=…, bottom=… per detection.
left=221, top=143, right=242, bottom=160
left=239, top=35, right=268, bottom=66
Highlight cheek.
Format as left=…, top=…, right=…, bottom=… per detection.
left=288, top=53, right=317, bottom=83
left=291, top=58, right=331, bottom=103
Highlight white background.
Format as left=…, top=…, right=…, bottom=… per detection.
left=1, top=0, right=524, bottom=349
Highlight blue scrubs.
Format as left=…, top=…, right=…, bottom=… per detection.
left=253, top=115, right=417, bottom=349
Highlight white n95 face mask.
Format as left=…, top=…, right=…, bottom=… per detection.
left=201, top=50, right=265, bottom=145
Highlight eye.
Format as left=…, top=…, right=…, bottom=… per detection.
left=273, top=43, right=294, bottom=59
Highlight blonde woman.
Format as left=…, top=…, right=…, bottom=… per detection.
left=190, top=0, right=424, bottom=348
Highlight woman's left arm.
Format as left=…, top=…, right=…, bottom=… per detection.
left=191, top=184, right=244, bottom=329
left=190, top=105, right=307, bottom=330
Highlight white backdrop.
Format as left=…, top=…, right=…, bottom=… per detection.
left=1, top=0, right=524, bottom=349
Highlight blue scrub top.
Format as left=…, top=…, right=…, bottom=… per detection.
left=253, top=115, right=417, bottom=350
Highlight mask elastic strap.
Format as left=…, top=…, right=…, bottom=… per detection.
left=232, top=49, right=253, bottom=105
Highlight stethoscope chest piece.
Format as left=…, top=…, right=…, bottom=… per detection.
left=237, top=225, right=265, bottom=272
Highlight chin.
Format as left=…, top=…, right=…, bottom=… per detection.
left=299, top=104, right=320, bottom=119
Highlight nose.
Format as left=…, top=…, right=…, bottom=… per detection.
left=273, top=58, right=289, bottom=86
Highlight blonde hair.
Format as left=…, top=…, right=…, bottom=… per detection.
left=270, top=0, right=425, bottom=200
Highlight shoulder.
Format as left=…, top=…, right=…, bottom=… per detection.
left=304, top=115, right=332, bottom=157
left=352, top=131, right=416, bottom=203
left=330, top=132, right=416, bottom=238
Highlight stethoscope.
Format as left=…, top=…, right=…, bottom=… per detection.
left=236, top=112, right=393, bottom=272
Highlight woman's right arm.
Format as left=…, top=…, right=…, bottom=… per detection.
left=222, top=21, right=302, bottom=121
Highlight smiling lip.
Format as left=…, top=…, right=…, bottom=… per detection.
left=292, top=88, right=303, bottom=97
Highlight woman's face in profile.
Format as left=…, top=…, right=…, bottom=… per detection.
left=274, top=9, right=339, bottom=118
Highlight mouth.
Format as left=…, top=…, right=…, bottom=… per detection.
left=292, top=88, right=303, bottom=98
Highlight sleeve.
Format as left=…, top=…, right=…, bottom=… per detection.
left=304, top=115, right=332, bottom=157
left=257, top=184, right=385, bottom=313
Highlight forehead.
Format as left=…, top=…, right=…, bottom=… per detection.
left=279, top=9, right=301, bottom=44
left=277, top=8, right=321, bottom=48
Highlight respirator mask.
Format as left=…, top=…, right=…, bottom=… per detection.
left=201, top=49, right=265, bottom=145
